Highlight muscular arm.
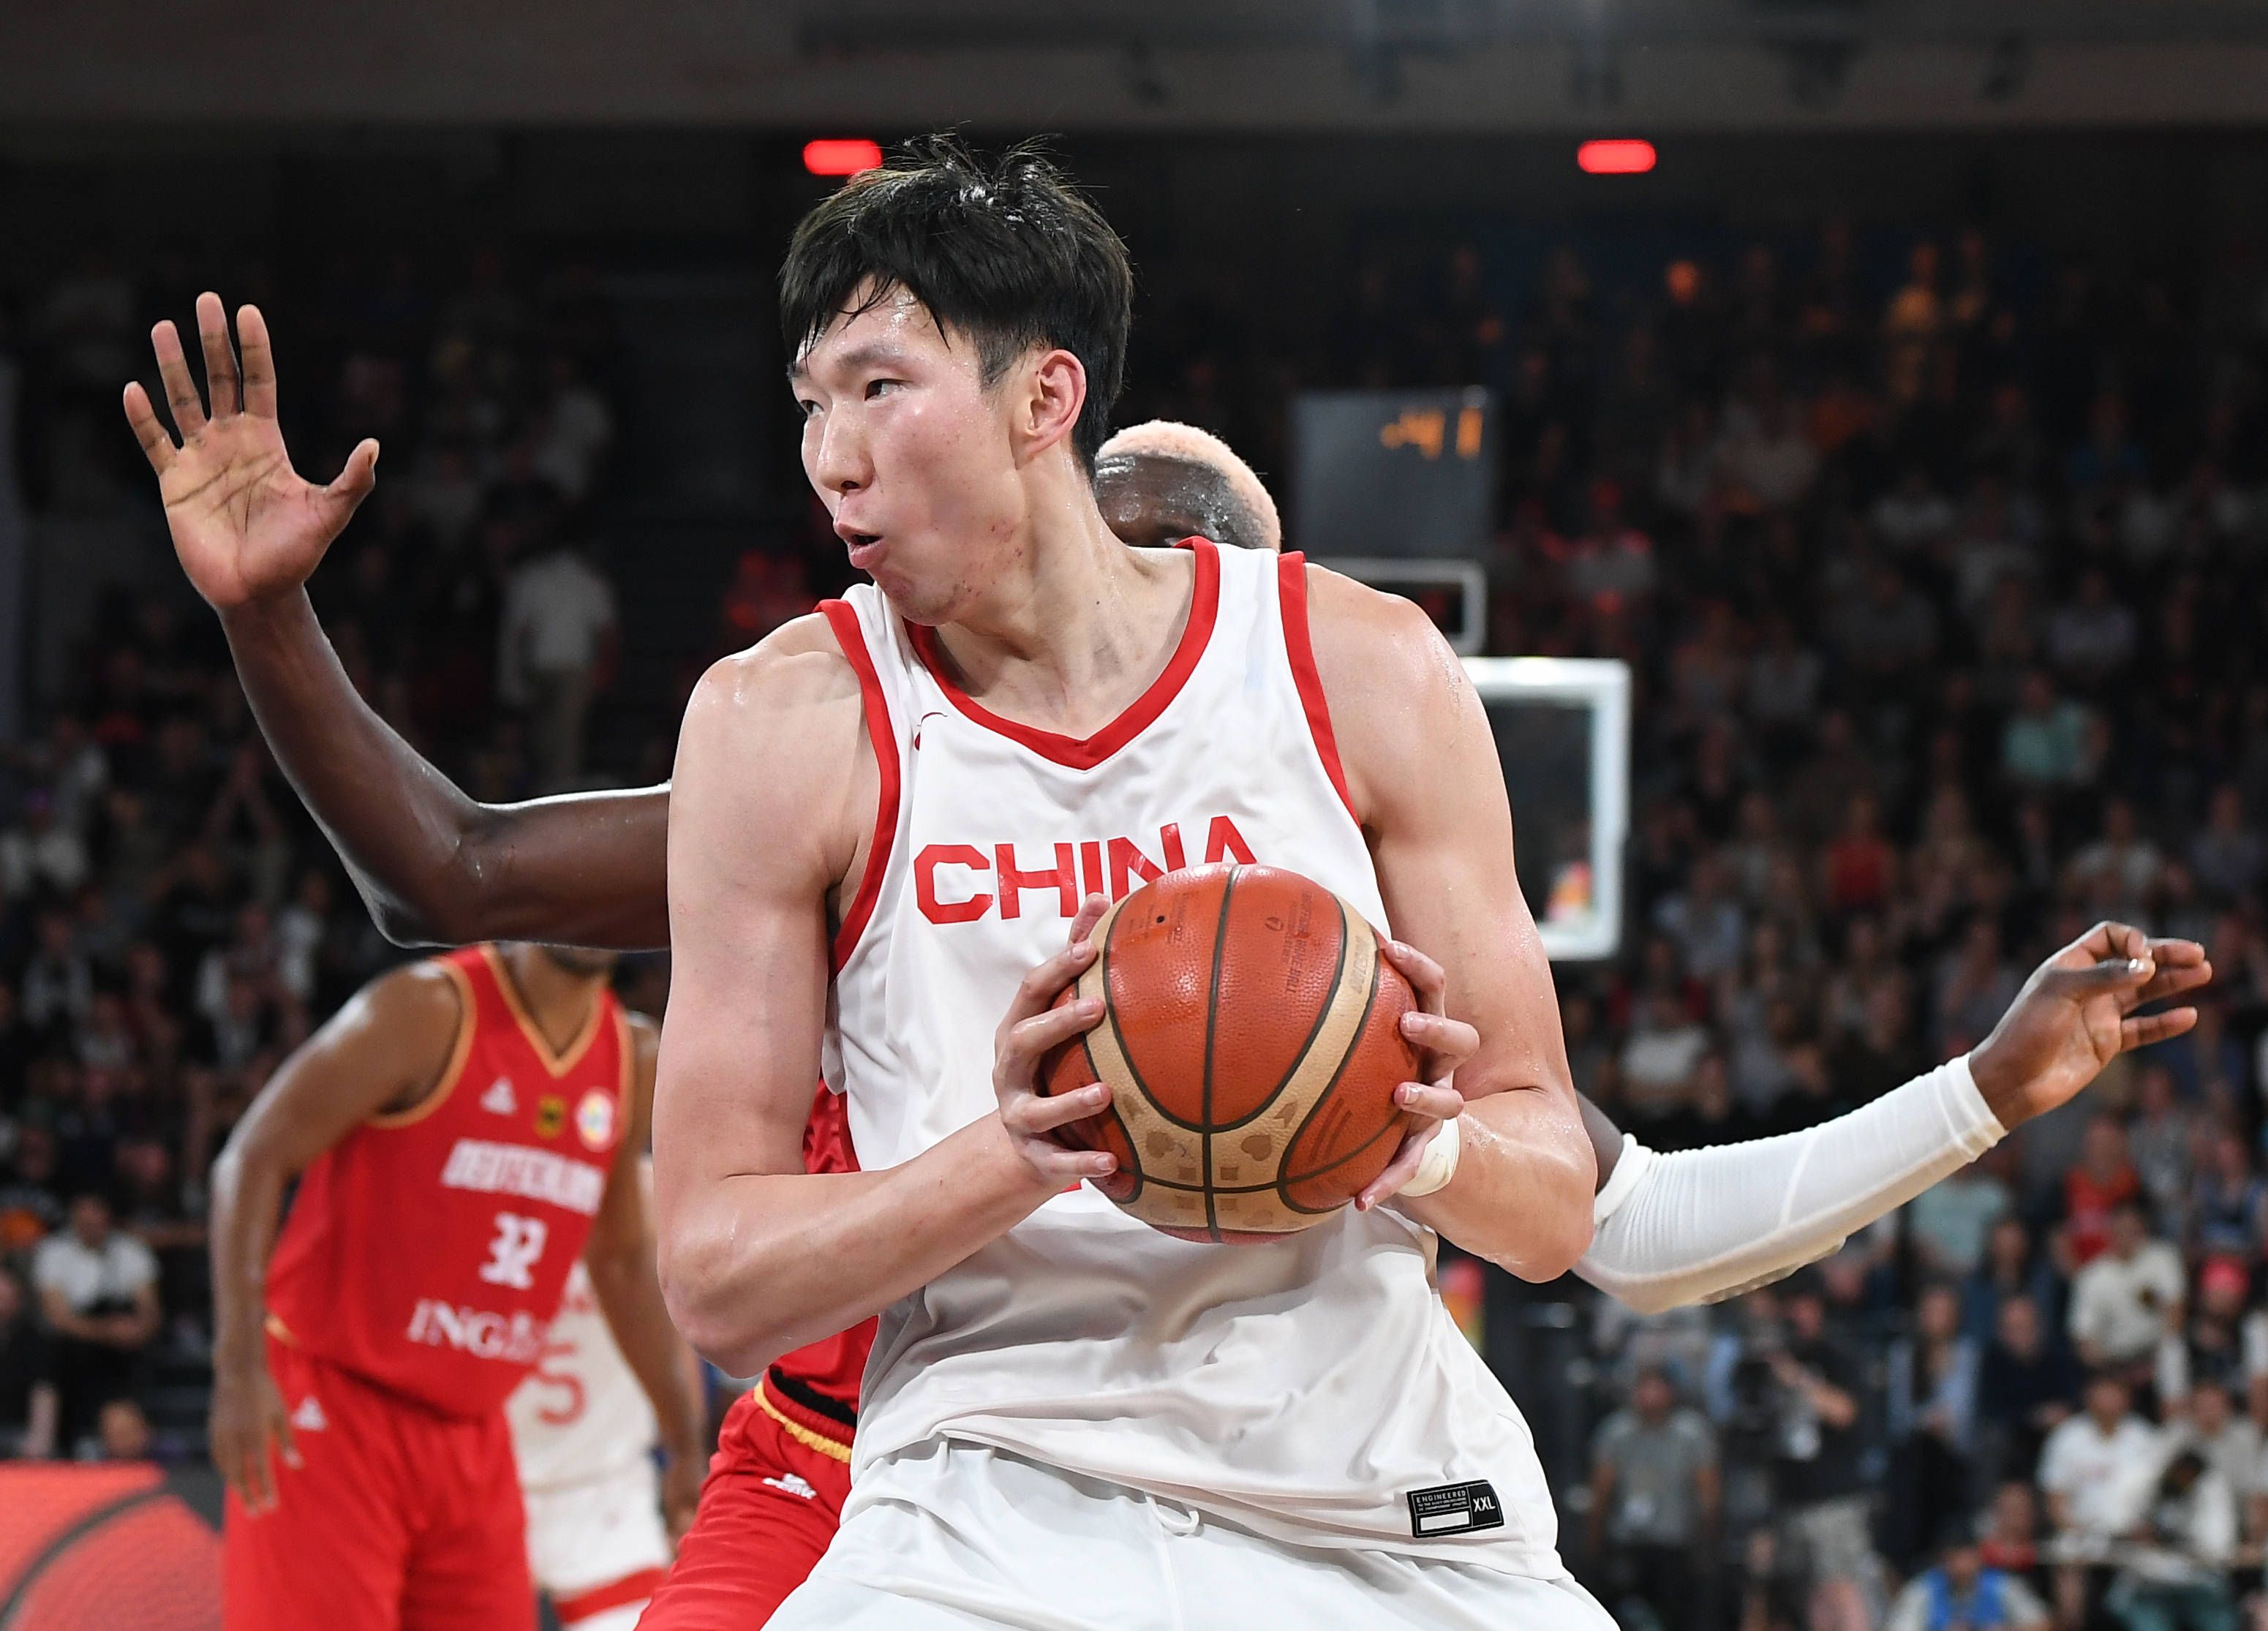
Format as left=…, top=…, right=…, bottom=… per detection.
left=217, top=592, right=670, bottom=949
left=581, top=1019, right=707, bottom=1507
left=1308, top=568, right=1594, bottom=1280
left=653, top=619, right=1068, bottom=1376
left=206, top=963, right=460, bottom=1504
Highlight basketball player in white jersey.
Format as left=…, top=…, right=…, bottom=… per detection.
left=508, top=1164, right=696, bottom=1631
left=121, top=216, right=2212, bottom=1624
left=647, top=137, right=1613, bottom=1627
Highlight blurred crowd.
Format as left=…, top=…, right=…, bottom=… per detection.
left=0, top=246, right=635, bottom=1461
left=4, top=207, right=2268, bottom=1631
left=1453, top=231, right=2268, bottom=1631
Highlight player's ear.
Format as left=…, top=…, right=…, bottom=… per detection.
left=1012, top=347, right=1087, bottom=467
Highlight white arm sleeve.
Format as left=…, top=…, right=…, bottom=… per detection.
left=1575, top=1054, right=2006, bottom=1315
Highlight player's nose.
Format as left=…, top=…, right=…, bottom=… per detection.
left=810, top=408, right=872, bottom=496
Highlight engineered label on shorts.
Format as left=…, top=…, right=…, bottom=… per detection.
left=1406, top=1480, right=1504, bottom=1537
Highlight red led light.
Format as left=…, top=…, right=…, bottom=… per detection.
left=804, top=139, right=884, bottom=177
left=1577, top=139, right=1657, bottom=176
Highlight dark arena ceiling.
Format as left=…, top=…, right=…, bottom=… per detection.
left=10, top=0, right=2268, bottom=128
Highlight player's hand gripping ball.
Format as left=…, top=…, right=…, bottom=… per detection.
left=1041, top=863, right=1420, bottom=1243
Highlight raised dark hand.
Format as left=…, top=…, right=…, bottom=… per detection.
left=1969, top=921, right=2211, bottom=1129
left=122, top=292, right=378, bottom=609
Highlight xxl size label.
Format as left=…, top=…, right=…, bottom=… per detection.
left=1406, top=1480, right=1504, bottom=1537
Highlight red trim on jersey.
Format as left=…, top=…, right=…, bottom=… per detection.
left=818, top=600, right=901, bottom=971
left=903, top=536, right=1221, bottom=772
left=1278, top=552, right=1360, bottom=824
left=553, top=1566, right=669, bottom=1625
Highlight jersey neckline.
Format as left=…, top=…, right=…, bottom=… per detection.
left=903, top=536, right=1221, bottom=772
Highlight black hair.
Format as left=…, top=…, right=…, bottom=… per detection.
left=780, top=135, right=1134, bottom=471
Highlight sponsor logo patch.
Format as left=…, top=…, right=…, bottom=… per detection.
left=480, top=1076, right=517, bottom=1116
left=1406, top=1480, right=1504, bottom=1538
left=575, top=1089, right=617, bottom=1152
left=290, top=1395, right=327, bottom=1433
left=761, top=1472, right=818, bottom=1500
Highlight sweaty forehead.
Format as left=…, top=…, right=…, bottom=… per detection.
left=791, top=285, right=954, bottom=379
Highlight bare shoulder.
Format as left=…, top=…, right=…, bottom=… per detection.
left=1299, top=563, right=1483, bottom=820
left=358, top=958, right=467, bottom=1041
left=687, top=612, right=864, bottom=721
left=673, top=611, right=873, bottom=886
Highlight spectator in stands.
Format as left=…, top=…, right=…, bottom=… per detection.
left=1884, top=1533, right=2052, bottom=1631
left=1589, top=1364, right=1722, bottom=1631
left=2103, top=1444, right=2240, bottom=1631
left=1977, top=1480, right=2051, bottom=1600
left=497, top=532, right=619, bottom=786
left=1763, top=1278, right=1875, bottom=1631
left=1978, top=1295, right=2080, bottom=1486
left=30, top=1190, right=159, bottom=1450
left=2065, top=1117, right=2144, bottom=1267
left=0, top=1262, right=57, bottom=1458
left=2071, top=1201, right=2187, bottom=1382
left=1885, top=1283, right=1983, bottom=1568
left=2041, top=1372, right=2161, bottom=1623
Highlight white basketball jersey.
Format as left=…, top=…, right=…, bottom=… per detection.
left=507, top=1260, right=658, bottom=1494
left=820, top=538, right=1563, bottom=1573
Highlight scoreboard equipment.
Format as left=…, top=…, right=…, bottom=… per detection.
left=1291, top=388, right=1497, bottom=561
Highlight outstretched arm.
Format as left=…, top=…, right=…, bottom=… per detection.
left=219, top=593, right=669, bottom=947
left=1578, top=925, right=2209, bottom=1314
left=1309, top=568, right=1595, bottom=1280
left=125, top=293, right=671, bottom=950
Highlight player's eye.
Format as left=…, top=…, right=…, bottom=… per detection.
left=865, top=378, right=900, bottom=400
left=796, top=397, right=822, bottom=421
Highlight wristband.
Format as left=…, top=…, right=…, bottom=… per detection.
left=1399, top=1113, right=1463, bottom=1199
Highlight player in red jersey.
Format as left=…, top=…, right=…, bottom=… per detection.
left=208, top=941, right=704, bottom=1630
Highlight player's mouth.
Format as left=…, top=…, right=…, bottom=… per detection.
left=837, top=524, right=885, bottom=570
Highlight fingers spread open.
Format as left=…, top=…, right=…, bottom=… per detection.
left=1357, top=1120, right=1442, bottom=1211
left=237, top=304, right=280, bottom=418
left=196, top=291, right=241, bottom=418
left=151, top=320, right=206, bottom=436
left=1016, top=1079, right=1112, bottom=1135
left=2122, top=1008, right=2199, bottom=1051
left=1004, top=1001, right=1104, bottom=1078
left=1004, top=941, right=1098, bottom=1033
left=122, top=382, right=176, bottom=473
left=2134, top=960, right=2213, bottom=1009
left=1065, top=892, right=1107, bottom=951
left=321, top=439, right=382, bottom=519
left=1400, top=1009, right=1478, bottom=1069
left=1381, top=938, right=1448, bottom=1014
left=1393, top=1082, right=1464, bottom=1122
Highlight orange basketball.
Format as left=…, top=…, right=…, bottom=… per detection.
left=1040, top=862, right=1421, bottom=1243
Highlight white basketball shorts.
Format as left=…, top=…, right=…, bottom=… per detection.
left=523, top=1459, right=672, bottom=1631
left=767, top=1439, right=1616, bottom=1631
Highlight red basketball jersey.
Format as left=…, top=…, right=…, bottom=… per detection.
left=265, top=946, right=630, bottom=1417
left=769, top=1083, right=873, bottom=1412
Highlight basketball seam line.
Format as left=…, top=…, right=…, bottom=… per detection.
left=1093, top=900, right=1159, bottom=1203
left=1276, top=937, right=1396, bottom=1214
left=1206, top=889, right=1351, bottom=1142
left=1082, top=1025, right=1142, bottom=1205
left=1200, top=865, right=1239, bottom=1243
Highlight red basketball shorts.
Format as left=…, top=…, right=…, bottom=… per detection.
left=222, top=1334, right=532, bottom=1631
left=637, top=1376, right=854, bottom=1629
